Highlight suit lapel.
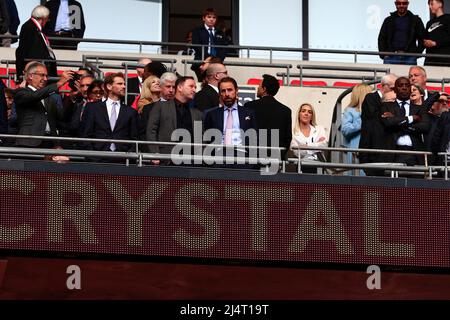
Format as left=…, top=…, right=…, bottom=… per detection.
left=218, top=107, right=224, bottom=132
left=114, top=103, right=128, bottom=131
left=169, top=100, right=177, bottom=130
left=99, top=101, right=111, bottom=131
left=238, top=106, right=247, bottom=131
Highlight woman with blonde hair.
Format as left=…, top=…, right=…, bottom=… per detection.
left=341, top=84, right=372, bottom=174
left=290, top=103, right=328, bottom=173
left=135, top=75, right=161, bottom=112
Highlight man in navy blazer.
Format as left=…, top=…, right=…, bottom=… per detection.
left=191, top=8, right=228, bottom=62
left=81, top=72, right=138, bottom=153
left=203, top=77, right=257, bottom=166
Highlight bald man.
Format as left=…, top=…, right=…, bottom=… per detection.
left=126, top=57, right=152, bottom=105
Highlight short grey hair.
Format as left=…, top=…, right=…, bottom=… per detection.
left=160, top=72, right=177, bottom=85
left=381, top=73, right=398, bottom=86
left=31, top=5, right=50, bottom=19
left=25, top=62, right=46, bottom=78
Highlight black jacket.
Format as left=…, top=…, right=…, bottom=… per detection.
left=378, top=10, right=425, bottom=59
left=245, top=96, right=292, bottom=159
left=43, top=0, right=86, bottom=40
left=15, top=19, right=57, bottom=78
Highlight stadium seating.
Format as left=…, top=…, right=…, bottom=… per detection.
left=290, top=80, right=327, bottom=87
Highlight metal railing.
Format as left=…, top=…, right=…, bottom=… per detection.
left=0, top=134, right=447, bottom=180
left=5, top=33, right=450, bottom=63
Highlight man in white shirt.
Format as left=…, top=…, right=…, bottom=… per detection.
left=43, top=0, right=86, bottom=50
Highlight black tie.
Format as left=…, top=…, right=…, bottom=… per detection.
left=208, top=28, right=216, bottom=56
left=399, top=101, right=406, bottom=117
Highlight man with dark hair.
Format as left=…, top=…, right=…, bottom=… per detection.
left=378, top=0, right=425, bottom=65
left=193, top=63, right=228, bottom=112
left=191, top=8, right=228, bottom=81
left=204, top=77, right=257, bottom=146
left=143, top=61, right=167, bottom=80
left=380, top=76, right=430, bottom=166
left=191, top=8, right=228, bottom=62
left=245, top=74, right=292, bottom=159
left=80, top=72, right=139, bottom=154
left=424, top=0, right=450, bottom=66
left=146, top=76, right=202, bottom=165
left=43, top=0, right=86, bottom=50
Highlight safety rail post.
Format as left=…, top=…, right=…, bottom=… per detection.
left=269, top=49, right=273, bottom=64
left=354, top=52, right=358, bottom=63
left=445, top=154, right=449, bottom=181
left=124, top=63, right=129, bottom=105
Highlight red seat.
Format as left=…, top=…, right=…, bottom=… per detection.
left=426, top=85, right=443, bottom=92
left=444, top=87, right=450, bottom=94
left=333, top=81, right=360, bottom=88
left=290, top=80, right=327, bottom=87
left=246, top=78, right=283, bottom=86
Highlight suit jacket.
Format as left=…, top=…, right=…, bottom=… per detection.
left=15, top=18, right=57, bottom=78
left=0, top=80, right=7, bottom=135
left=191, top=26, right=228, bottom=61
left=245, top=96, right=292, bottom=158
left=203, top=104, right=258, bottom=146
left=43, top=0, right=86, bottom=40
left=126, top=77, right=140, bottom=106
left=193, top=84, right=219, bottom=112
left=380, top=101, right=430, bottom=151
left=14, top=83, right=61, bottom=146
left=80, top=101, right=139, bottom=152
left=431, top=111, right=450, bottom=164
left=4, top=0, right=20, bottom=40
left=146, top=100, right=203, bottom=155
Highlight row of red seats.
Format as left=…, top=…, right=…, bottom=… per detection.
left=246, top=77, right=450, bottom=93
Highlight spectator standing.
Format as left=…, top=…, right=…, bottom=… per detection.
left=1, top=0, right=20, bottom=47
left=15, top=5, right=57, bottom=80
left=341, top=84, right=372, bottom=174
left=191, top=8, right=228, bottom=80
left=378, top=0, right=425, bottom=65
left=43, top=0, right=86, bottom=50
left=424, top=0, right=450, bottom=66
left=245, top=74, right=292, bottom=160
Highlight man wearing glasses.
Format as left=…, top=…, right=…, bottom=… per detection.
left=193, top=63, right=228, bottom=112
left=378, top=1, right=425, bottom=65
left=14, top=61, right=72, bottom=148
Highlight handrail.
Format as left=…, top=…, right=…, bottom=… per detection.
left=4, top=34, right=450, bottom=62
left=181, top=59, right=293, bottom=83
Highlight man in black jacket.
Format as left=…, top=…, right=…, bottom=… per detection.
left=245, top=74, right=291, bottom=160
left=378, top=1, right=425, bottom=65
left=43, top=0, right=86, bottom=50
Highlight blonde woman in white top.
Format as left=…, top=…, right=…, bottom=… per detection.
left=290, top=103, right=328, bottom=172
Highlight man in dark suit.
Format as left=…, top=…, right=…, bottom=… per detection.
left=139, top=71, right=177, bottom=140
left=245, top=74, right=292, bottom=160
left=126, top=57, right=151, bottom=106
left=203, top=77, right=258, bottom=166
left=191, top=8, right=228, bottom=78
left=431, top=110, right=450, bottom=166
left=193, top=63, right=227, bottom=112
left=15, top=5, right=57, bottom=80
left=81, top=72, right=138, bottom=154
left=43, top=0, right=86, bottom=50
left=0, top=80, right=8, bottom=138
left=380, top=76, right=430, bottom=166
left=146, top=76, right=202, bottom=165
left=408, top=66, right=440, bottom=110
left=359, top=74, right=397, bottom=175
left=14, top=61, right=72, bottom=148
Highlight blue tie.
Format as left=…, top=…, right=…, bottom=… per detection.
left=208, top=28, right=216, bottom=56
left=399, top=101, right=406, bottom=117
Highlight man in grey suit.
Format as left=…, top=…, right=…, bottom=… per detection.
left=14, top=61, right=72, bottom=147
left=146, top=76, right=202, bottom=165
